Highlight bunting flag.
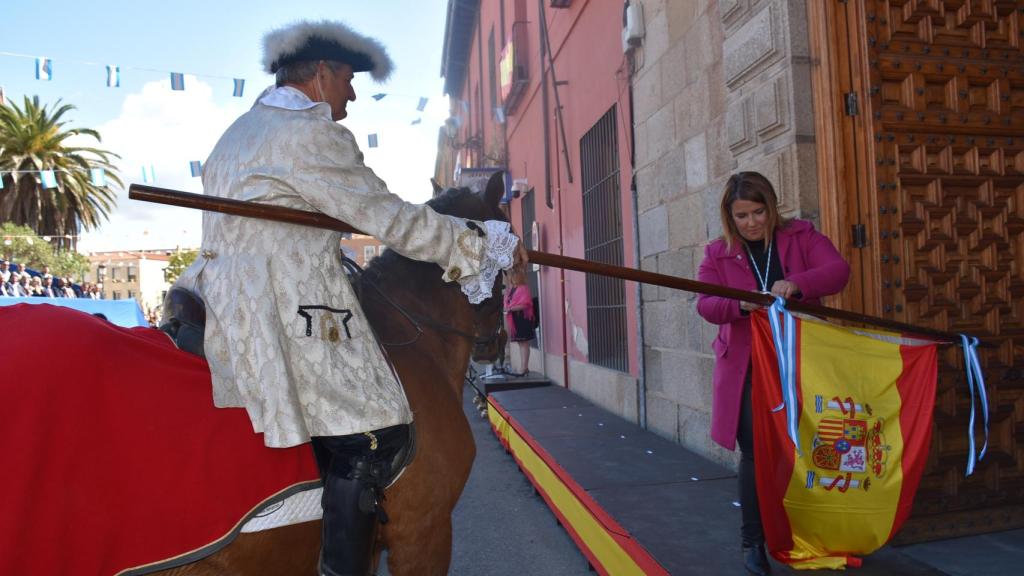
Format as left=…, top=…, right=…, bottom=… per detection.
left=39, top=170, right=58, bottom=189
left=89, top=168, right=106, bottom=187
left=372, top=93, right=387, bottom=101
left=141, top=165, right=156, bottom=183
left=106, top=65, right=120, bottom=88
left=495, top=106, right=506, bottom=124
left=367, top=134, right=379, bottom=148
left=233, top=78, right=245, bottom=97
left=410, top=118, right=422, bottom=126
left=750, top=304, right=939, bottom=570
left=416, top=97, right=428, bottom=112
left=35, top=57, right=52, bottom=81
left=189, top=161, right=202, bottom=178
left=170, top=72, right=185, bottom=91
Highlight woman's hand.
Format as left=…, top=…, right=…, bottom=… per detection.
left=740, top=301, right=762, bottom=312
left=770, top=279, right=801, bottom=299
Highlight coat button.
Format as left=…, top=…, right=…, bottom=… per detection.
left=449, top=266, right=462, bottom=280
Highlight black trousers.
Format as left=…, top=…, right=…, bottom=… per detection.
left=736, top=370, right=764, bottom=547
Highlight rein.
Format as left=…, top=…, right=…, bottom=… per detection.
left=342, top=256, right=501, bottom=349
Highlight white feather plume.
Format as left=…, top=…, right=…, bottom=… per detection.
left=262, top=20, right=394, bottom=82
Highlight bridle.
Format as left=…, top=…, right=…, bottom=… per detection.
left=342, top=256, right=503, bottom=350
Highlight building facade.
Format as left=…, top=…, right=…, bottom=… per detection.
left=439, top=0, right=642, bottom=418
left=631, top=0, right=1023, bottom=542
left=86, top=250, right=173, bottom=318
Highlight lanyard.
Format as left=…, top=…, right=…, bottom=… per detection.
left=745, top=240, right=773, bottom=292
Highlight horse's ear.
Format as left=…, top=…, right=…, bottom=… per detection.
left=483, top=171, right=505, bottom=207
left=430, top=178, right=443, bottom=195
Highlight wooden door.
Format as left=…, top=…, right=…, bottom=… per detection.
left=817, top=0, right=1024, bottom=542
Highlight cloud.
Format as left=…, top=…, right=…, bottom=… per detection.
left=77, top=77, right=247, bottom=253
left=77, top=79, right=448, bottom=253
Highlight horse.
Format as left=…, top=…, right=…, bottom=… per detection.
left=154, top=172, right=509, bottom=576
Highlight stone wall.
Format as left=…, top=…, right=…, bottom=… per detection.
left=632, top=0, right=817, bottom=467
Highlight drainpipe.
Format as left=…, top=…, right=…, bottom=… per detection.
left=623, top=0, right=646, bottom=428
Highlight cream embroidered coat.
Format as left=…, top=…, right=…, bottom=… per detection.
left=175, top=99, right=491, bottom=448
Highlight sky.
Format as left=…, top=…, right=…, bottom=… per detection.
left=0, top=0, right=453, bottom=253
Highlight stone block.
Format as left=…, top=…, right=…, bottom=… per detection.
left=660, top=37, right=687, bottom=102
left=645, top=395, right=680, bottom=443
left=754, top=71, right=790, bottom=141
left=633, top=68, right=662, bottom=125
left=661, top=349, right=715, bottom=411
left=668, top=193, right=707, bottom=249
left=678, top=407, right=716, bottom=456
left=643, top=300, right=687, bottom=349
left=726, top=97, right=755, bottom=155
left=795, top=141, right=820, bottom=216
left=642, top=4, right=671, bottom=65
left=750, top=147, right=796, bottom=214
left=641, top=256, right=660, bottom=302
left=685, top=15, right=718, bottom=88
left=723, top=2, right=783, bottom=89
left=635, top=161, right=659, bottom=213
left=703, top=180, right=726, bottom=240
left=684, top=132, right=709, bottom=189
left=639, top=204, right=670, bottom=258
left=719, top=0, right=748, bottom=31
left=634, top=120, right=650, bottom=170
left=667, top=0, right=701, bottom=43
left=674, top=74, right=711, bottom=140
left=644, top=347, right=664, bottom=393
left=791, top=60, right=816, bottom=137
left=785, top=0, right=810, bottom=58
left=647, top=103, right=678, bottom=163
left=707, top=115, right=737, bottom=182
left=658, top=248, right=695, bottom=301
left=655, top=143, right=687, bottom=205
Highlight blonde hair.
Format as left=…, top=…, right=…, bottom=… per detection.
left=719, top=171, right=786, bottom=250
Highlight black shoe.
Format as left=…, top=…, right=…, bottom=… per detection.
left=742, top=544, right=771, bottom=575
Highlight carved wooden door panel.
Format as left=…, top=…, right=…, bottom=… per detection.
left=854, top=0, right=1024, bottom=542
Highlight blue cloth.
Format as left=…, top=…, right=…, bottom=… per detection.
left=0, top=298, right=148, bottom=327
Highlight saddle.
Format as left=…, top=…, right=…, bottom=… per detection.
left=159, top=287, right=207, bottom=358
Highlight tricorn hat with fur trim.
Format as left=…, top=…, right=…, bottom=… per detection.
left=262, top=20, right=393, bottom=82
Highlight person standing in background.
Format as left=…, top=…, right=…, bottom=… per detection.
left=503, top=265, right=535, bottom=376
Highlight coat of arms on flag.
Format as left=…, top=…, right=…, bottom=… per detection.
left=750, top=307, right=939, bottom=569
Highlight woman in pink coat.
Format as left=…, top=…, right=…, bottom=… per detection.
left=697, top=172, right=849, bottom=575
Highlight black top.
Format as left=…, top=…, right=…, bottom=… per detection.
left=743, top=235, right=784, bottom=293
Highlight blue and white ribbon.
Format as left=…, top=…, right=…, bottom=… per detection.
left=767, top=297, right=801, bottom=453
left=959, top=334, right=989, bottom=477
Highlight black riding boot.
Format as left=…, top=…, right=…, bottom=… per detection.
left=312, top=424, right=413, bottom=576
left=318, top=466, right=378, bottom=576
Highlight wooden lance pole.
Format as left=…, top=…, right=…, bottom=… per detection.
left=129, top=184, right=981, bottom=345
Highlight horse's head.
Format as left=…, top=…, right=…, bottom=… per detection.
left=427, top=172, right=509, bottom=363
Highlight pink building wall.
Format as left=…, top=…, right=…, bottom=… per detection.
left=446, top=0, right=637, bottom=384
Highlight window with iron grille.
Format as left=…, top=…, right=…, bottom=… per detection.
left=580, top=105, right=628, bottom=372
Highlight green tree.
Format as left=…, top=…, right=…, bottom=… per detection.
left=0, top=222, right=57, bottom=269
left=0, top=222, right=89, bottom=278
left=164, top=249, right=198, bottom=284
left=0, top=95, right=121, bottom=251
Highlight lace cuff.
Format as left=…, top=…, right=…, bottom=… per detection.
left=456, top=220, right=519, bottom=304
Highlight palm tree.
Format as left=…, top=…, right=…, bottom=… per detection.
left=0, top=95, right=121, bottom=251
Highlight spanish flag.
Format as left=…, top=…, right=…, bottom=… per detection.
left=750, top=308, right=938, bottom=569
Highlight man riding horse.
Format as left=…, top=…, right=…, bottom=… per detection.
left=167, top=19, right=521, bottom=576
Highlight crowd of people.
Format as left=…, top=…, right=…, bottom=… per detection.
left=0, top=259, right=101, bottom=299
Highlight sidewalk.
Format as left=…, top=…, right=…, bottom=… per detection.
left=484, top=385, right=1024, bottom=575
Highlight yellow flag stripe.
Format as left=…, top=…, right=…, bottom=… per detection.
left=487, top=398, right=666, bottom=576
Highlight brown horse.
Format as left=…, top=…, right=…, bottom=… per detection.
left=157, top=173, right=509, bottom=576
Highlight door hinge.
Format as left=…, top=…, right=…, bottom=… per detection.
left=844, top=92, right=859, bottom=116
left=852, top=224, right=867, bottom=248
